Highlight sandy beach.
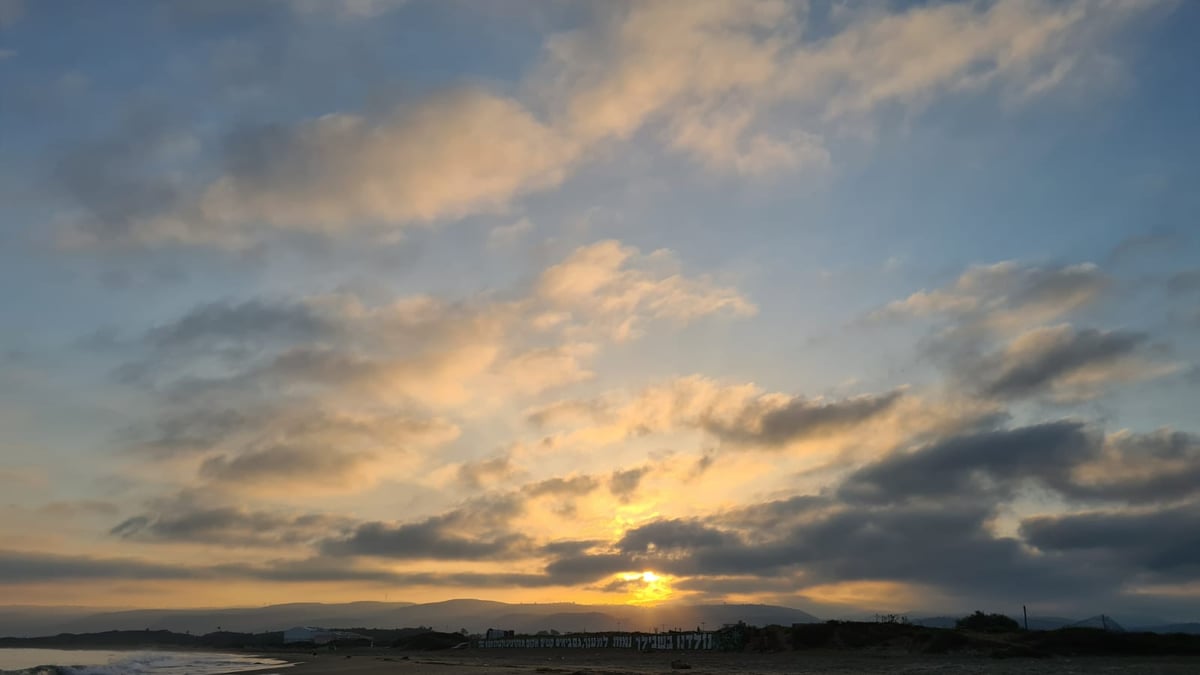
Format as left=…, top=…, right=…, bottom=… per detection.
left=239, top=647, right=1200, bottom=675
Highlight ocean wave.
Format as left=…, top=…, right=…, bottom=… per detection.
left=0, top=650, right=292, bottom=675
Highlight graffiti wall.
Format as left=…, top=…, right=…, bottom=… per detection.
left=477, top=631, right=716, bottom=650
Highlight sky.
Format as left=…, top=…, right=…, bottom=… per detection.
left=1, top=0, right=1199, bottom=622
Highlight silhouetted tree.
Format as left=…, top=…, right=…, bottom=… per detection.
left=956, top=611, right=1020, bottom=632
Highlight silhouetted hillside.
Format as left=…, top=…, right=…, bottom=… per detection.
left=0, top=600, right=816, bottom=637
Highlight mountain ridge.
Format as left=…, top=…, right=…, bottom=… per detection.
left=0, top=599, right=817, bottom=638
left=2, top=600, right=1196, bottom=639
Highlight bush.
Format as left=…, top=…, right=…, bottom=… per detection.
left=956, top=611, right=1020, bottom=633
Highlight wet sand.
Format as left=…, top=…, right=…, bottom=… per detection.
left=239, top=647, right=1200, bottom=675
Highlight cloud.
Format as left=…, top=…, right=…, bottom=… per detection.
left=609, top=466, right=649, bottom=503
left=321, top=495, right=534, bottom=561
left=456, top=454, right=519, bottom=490
left=113, top=240, right=751, bottom=503
left=1021, top=505, right=1200, bottom=581
left=1168, top=269, right=1200, bottom=295
left=540, top=501, right=1100, bottom=603
left=51, top=107, right=196, bottom=244
left=965, top=325, right=1174, bottom=401
left=707, top=390, right=904, bottom=447
left=164, top=0, right=409, bottom=24
left=608, top=429, right=1198, bottom=600
left=536, top=240, right=756, bottom=340
left=112, top=501, right=354, bottom=547
left=147, top=299, right=334, bottom=352
left=1107, top=232, right=1184, bottom=265
left=126, top=403, right=460, bottom=497
left=548, top=0, right=1140, bottom=168
left=0, top=550, right=196, bottom=582
left=197, top=443, right=382, bottom=493
left=529, top=376, right=904, bottom=451
left=543, top=553, right=635, bottom=585
left=488, top=217, right=534, bottom=247
left=665, top=106, right=830, bottom=175
left=64, top=89, right=575, bottom=247
left=880, top=261, right=1108, bottom=332
left=1067, top=429, right=1200, bottom=503
left=838, top=421, right=1095, bottom=504
left=198, top=90, right=574, bottom=232
left=839, top=421, right=1200, bottom=508
left=617, top=519, right=739, bottom=554
left=522, top=475, right=600, bottom=499
left=875, top=261, right=1168, bottom=405
left=58, top=0, right=1164, bottom=247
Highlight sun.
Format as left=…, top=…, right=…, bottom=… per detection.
left=619, top=570, right=671, bottom=605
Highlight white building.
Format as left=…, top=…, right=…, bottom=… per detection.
left=283, top=626, right=373, bottom=645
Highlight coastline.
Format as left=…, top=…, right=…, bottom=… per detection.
left=218, top=647, right=1200, bottom=675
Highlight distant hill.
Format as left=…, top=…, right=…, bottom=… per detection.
left=0, top=599, right=816, bottom=638
left=1129, top=623, right=1200, bottom=635
left=1070, top=615, right=1125, bottom=631
left=4, top=600, right=1194, bottom=639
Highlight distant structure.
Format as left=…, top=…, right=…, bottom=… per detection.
left=1070, top=615, right=1126, bottom=632
left=485, top=628, right=515, bottom=639
left=283, top=626, right=374, bottom=646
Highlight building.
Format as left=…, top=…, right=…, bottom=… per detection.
left=283, top=626, right=374, bottom=646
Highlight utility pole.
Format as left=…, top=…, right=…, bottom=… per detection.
left=1023, top=605, right=1028, bottom=631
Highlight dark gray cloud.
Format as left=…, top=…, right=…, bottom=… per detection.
left=522, top=475, right=600, bottom=498
left=540, top=502, right=1102, bottom=602
left=884, top=261, right=1108, bottom=324
left=543, top=553, right=633, bottom=585
left=198, top=443, right=372, bottom=488
left=709, top=390, right=903, bottom=447
left=822, top=410, right=1200, bottom=507
left=321, top=495, right=532, bottom=561
left=0, top=550, right=196, bottom=582
left=48, top=104, right=198, bottom=242
left=1168, top=269, right=1200, bottom=295
left=1065, top=430, right=1200, bottom=503
left=1004, top=264, right=1109, bottom=317
left=842, top=422, right=1200, bottom=506
left=1107, top=232, right=1185, bottom=266
left=609, top=466, right=648, bottom=502
left=129, top=407, right=252, bottom=457
left=538, top=539, right=603, bottom=557
left=111, top=505, right=354, bottom=547
left=0, top=549, right=554, bottom=587
left=1021, top=505, right=1200, bottom=579
left=714, top=494, right=829, bottom=531
left=520, top=422, right=1200, bottom=607
left=238, top=566, right=556, bottom=587
left=148, top=299, right=333, bottom=351
left=228, top=559, right=559, bottom=587
left=976, top=328, right=1150, bottom=400
left=322, top=521, right=532, bottom=561
left=617, top=519, right=740, bottom=554
left=457, top=454, right=516, bottom=489
left=839, top=421, right=1095, bottom=503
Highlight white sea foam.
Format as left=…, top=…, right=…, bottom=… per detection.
left=0, top=649, right=293, bottom=675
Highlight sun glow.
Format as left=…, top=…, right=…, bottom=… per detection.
left=619, top=570, right=672, bottom=605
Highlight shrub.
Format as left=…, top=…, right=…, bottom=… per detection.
left=956, top=611, right=1020, bottom=633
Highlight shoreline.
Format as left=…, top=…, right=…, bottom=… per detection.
left=218, top=647, right=1200, bottom=675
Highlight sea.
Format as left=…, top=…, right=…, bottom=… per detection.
left=0, top=649, right=293, bottom=674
